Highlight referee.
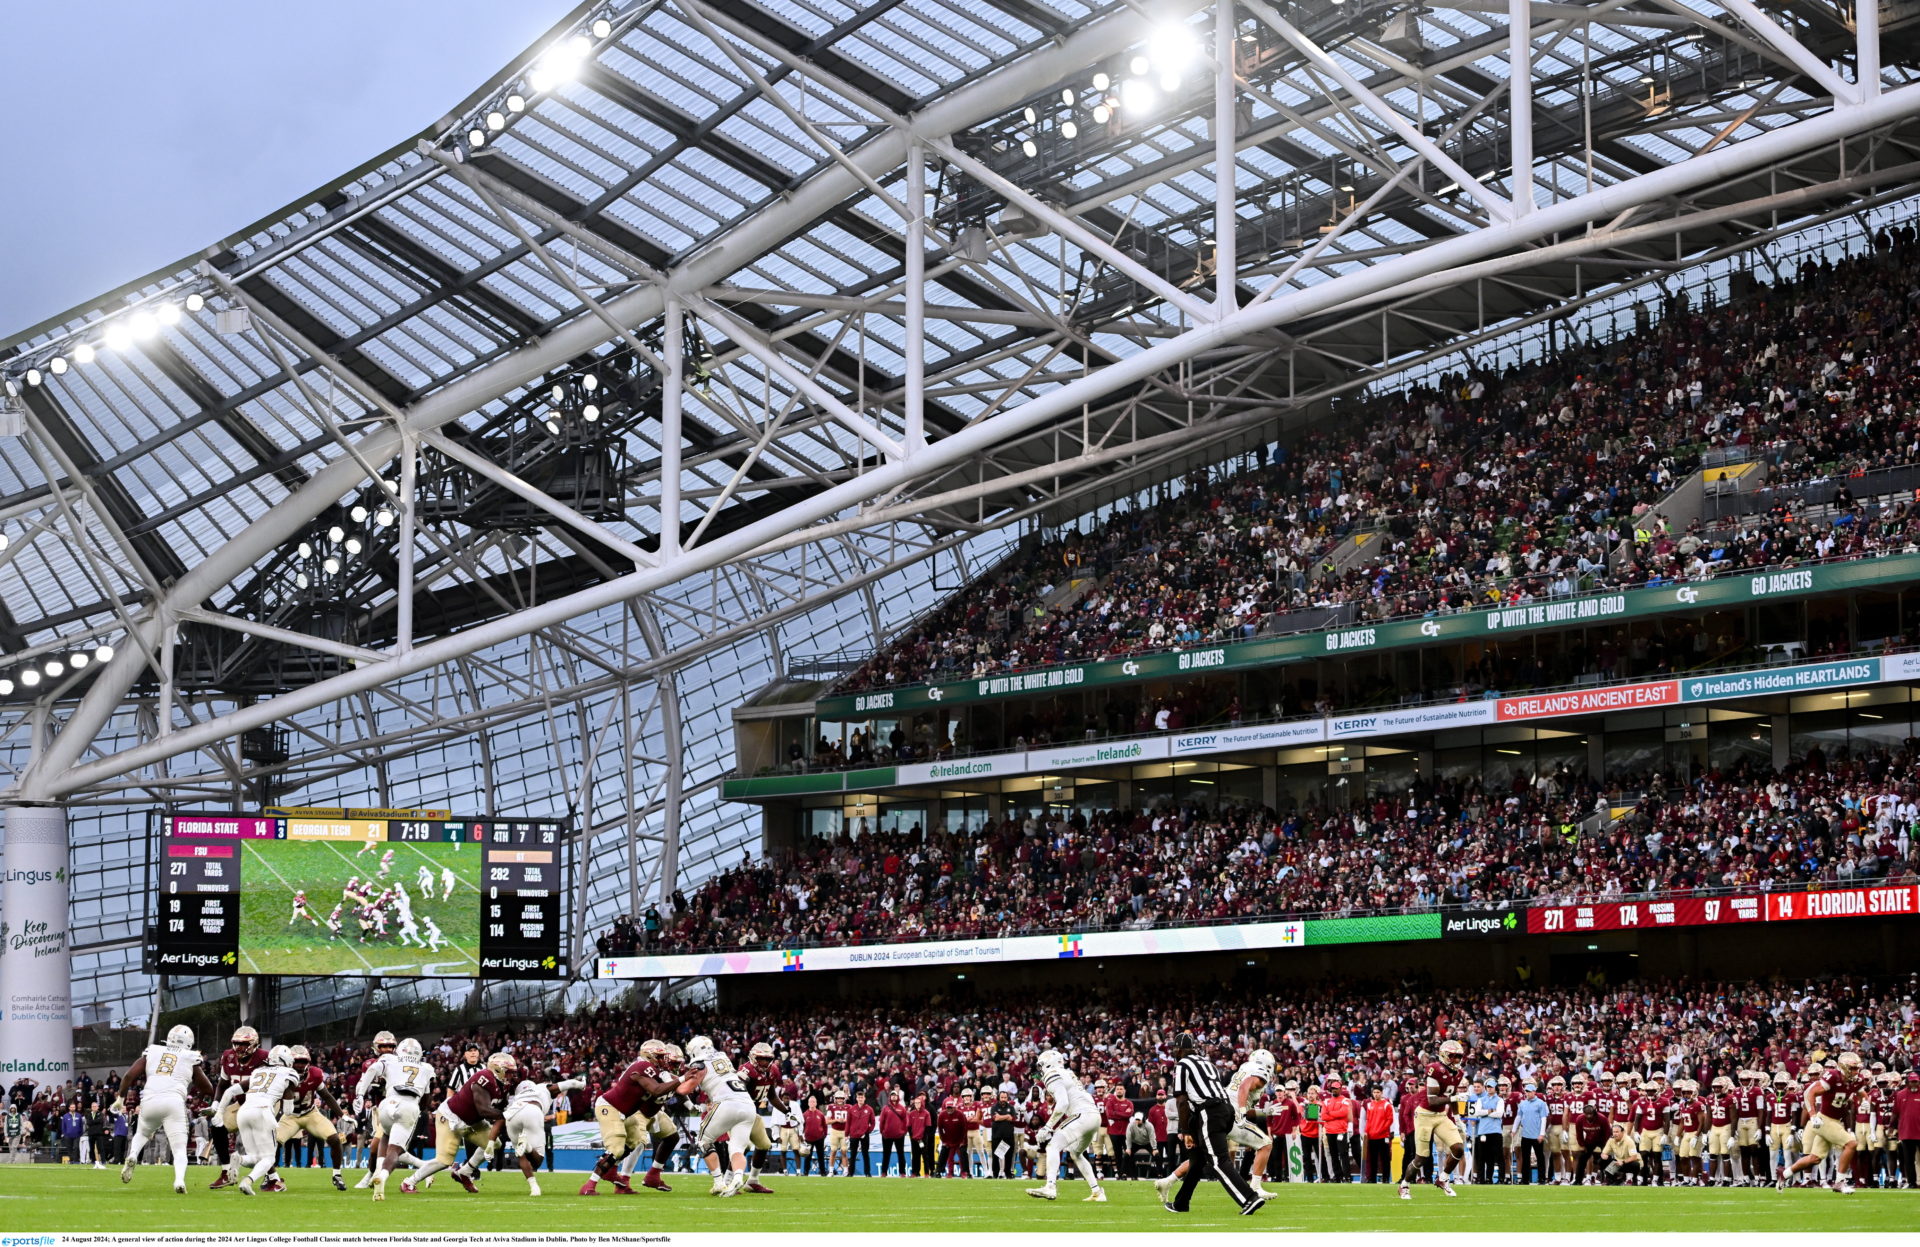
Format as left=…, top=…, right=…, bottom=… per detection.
left=1166, top=1032, right=1265, bottom=1216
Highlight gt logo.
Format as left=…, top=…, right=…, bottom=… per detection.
left=927, top=687, right=943, bottom=701
left=1675, top=586, right=1699, bottom=604
left=1121, top=661, right=1140, bottom=675
left=1419, top=620, right=1441, bottom=637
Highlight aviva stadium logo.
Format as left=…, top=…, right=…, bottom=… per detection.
left=1057, top=934, right=1083, bottom=958
left=781, top=949, right=804, bottom=972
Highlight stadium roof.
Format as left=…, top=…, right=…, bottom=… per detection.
left=4, top=0, right=1920, bottom=1014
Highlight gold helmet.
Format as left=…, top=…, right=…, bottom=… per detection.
left=750, top=1042, right=775, bottom=1062
left=289, top=1044, right=312, bottom=1064
left=1438, top=1039, right=1464, bottom=1066
left=1837, top=1052, right=1864, bottom=1073
left=231, top=1025, right=260, bottom=1051
left=640, top=1039, right=670, bottom=1063
left=488, top=1051, right=518, bottom=1077
left=373, top=1030, right=397, bottom=1052
left=664, top=1043, right=685, bottom=1065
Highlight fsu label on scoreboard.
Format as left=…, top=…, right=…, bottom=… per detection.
left=151, top=811, right=570, bottom=980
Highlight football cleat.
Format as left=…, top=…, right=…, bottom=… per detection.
left=208, top=1172, right=233, bottom=1190
left=1084, top=1189, right=1108, bottom=1202
left=578, top=1180, right=599, bottom=1196
left=642, top=1171, right=672, bottom=1192
left=173, top=1181, right=186, bottom=1195
left=1240, top=1195, right=1267, bottom=1217
left=1439, top=1178, right=1456, bottom=1197
left=263, top=1176, right=286, bottom=1193
left=238, top=1177, right=256, bottom=1197
left=332, top=1171, right=346, bottom=1191
left=120, top=1159, right=135, bottom=1184
left=528, top=1180, right=542, bottom=1197
left=746, top=1180, right=775, bottom=1194
left=453, top=1169, right=479, bottom=1194
left=399, top=1179, right=417, bottom=1195
left=1026, top=1186, right=1057, bottom=1200
left=1399, top=1184, right=1412, bottom=1200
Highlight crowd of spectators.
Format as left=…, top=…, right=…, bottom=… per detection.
left=840, top=224, right=1920, bottom=695
left=5, top=1071, right=128, bottom=1165
left=610, top=743, right=1920, bottom=957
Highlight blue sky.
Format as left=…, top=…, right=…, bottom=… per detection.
left=3, top=0, right=572, bottom=338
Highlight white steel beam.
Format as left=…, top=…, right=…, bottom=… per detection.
left=1215, top=0, right=1240, bottom=309
left=1860, top=0, right=1881, bottom=98
left=28, top=79, right=1920, bottom=801
left=1715, top=0, right=1861, bottom=104
left=1510, top=0, right=1535, bottom=215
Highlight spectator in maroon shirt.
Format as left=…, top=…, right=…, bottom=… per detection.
left=907, top=1094, right=934, bottom=1178
left=846, top=1091, right=876, bottom=1176
left=879, top=1091, right=910, bottom=1177
left=1148, top=1099, right=1173, bottom=1173
left=800, top=1096, right=827, bottom=1177
left=936, top=1096, right=969, bottom=1178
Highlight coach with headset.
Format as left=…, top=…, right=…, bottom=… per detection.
left=1165, top=1032, right=1265, bottom=1216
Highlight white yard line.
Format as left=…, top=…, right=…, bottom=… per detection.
left=248, top=842, right=377, bottom=975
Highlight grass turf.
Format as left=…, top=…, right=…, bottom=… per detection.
left=5, top=1165, right=1915, bottom=1233
left=236, top=837, right=480, bottom=977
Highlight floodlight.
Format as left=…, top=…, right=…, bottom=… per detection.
left=156, top=303, right=182, bottom=327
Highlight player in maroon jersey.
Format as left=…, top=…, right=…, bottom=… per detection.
left=1705, top=1075, right=1738, bottom=1185
left=1628, top=1079, right=1667, bottom=1185
left=1780, top=1053, right=1866, bottom=1192
left=579, top=1040, right=680, bottom=1195
left=1400, top=1039, right=1465, bottom=1200
left=1544, top=1075, right=1571, bottom=1185
left=208, top=1025, right=266, bottom=1189
left=1671, top=1080, right=1706, bottom=1186
left=275, top=1045, right=347, bottom=1189
left=1735, top=1069, right=1767, bottom=1186
left=737, top=1042, right=780, bottom=1194
left=404, top=1051, right=516, bottom=1194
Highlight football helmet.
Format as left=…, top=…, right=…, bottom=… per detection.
left=231, top=1025, right=260, bottom=1052
left=515, top=1079, right=538, bottom=1099
left=750, top=1042, right=775, bottom=1061
left=373, top=1030, right=397, bottom=1052
left=397, top=1038, right=423, bottom=1062
left=1712, top=1075, right=1732, bottom=1090
left=165, top=1024, right=194, bottom=1050
left=267, top=1044, right=293, bottom=1068
left=488, top=1051, right=518, bottom=1077
left=664, top=1043, right=685, bottom=1064
left=1036, top=1049, right=1065, bottom=1073
left=686, top=1036, right=716, bottom=1062
left=1437, top=1039, right=1464, bottom=1066
left=289, top=1044, right=311, bottom=1065
left=640, top=1039, right=671, bottom=1062
left=1837, top=1052, right=1864, bottom=1073
left=1250, top=1048, right=1275, bottom=1072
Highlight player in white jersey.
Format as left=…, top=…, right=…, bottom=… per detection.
left=397, top=913, right=426, bottom=947
left=120, top=1025, right=214, bottom=1193
left=423, top=916, right=447, bottom=951
left=1025, top=1048, right=1106, bottom=1202
left=440, top=866, right=457, bottom=901
left=416, top=863, right=434, bottom=894
left=496, top=1070, right=585, bottom=1196
left=675, top=1036, right=757, bottom=1196
left=1226, top=1049, right=1277, bottom=1196
left=220, top=1044, right=301, bottom=1195
left=355, top=1036, right=436, bottom=1201
left=393, top=881, right=414, bottom=922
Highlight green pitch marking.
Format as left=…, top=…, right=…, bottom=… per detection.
left=235, top=837, right=481, bottom=977
left=8, top=1165, right=1916, bottom=1233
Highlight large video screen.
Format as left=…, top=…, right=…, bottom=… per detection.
left=151, top=810, right=570, bottom=980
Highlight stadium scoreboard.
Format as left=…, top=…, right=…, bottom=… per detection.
left=149, top=810, right=571, bottom=980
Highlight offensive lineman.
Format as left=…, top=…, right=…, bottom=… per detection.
left=580, top=1040, right=680, bottom=1195
left=119, top=1024, right=214, bottom=1193
left=355, top=1034, right=435, bottom=1199
left=1401, top=1039, right=1466, bottom=1200
left=676, top=1035, right=758, bottom=1197
left=208, top=1025, right=267, bottom=1189
left=404, top=1051, right=517, bottom=1194
left=736, top=1041, right=782, bottom=1194
left=1024, top=1048, right=1106, bottom=1203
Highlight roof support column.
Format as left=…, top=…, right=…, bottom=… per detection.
left=1214, top=0, right=1240, bottom=308
left=660, top=300, right=684, bottom=559
left=1859, top=0, right=1881, bottom=98
left=1510, top=0, right=1534, bottom=214
left=904, top=144, right=928, bottom=454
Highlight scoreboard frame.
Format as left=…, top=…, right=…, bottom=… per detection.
left=144, top=809, right=575, bottom=981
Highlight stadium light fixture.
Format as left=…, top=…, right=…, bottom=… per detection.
left=156, top=303, right=182, bottom=327
left=528, top=34, right=593, bottom=93
left=469, top=128, right=487, bottom=149
left=545, top=419, right=561, bottom=435
left=1061, top=88, right=1075, bottom=105
left=128, top=309, right=158, bottom=342
left=487, top=111, right=507, bottom=131
left=591, top=17, right=612, bottom=38
left=350, top=505, right=369, bottom=523
left=507, top=94, right=526, bottom=114
left=345, top=537, right=363, bottom=554
left=73, top=343, right=95, bottom=365
left=1062, top=121, right=1078, bottom=138
left=1120, top=77, right=1157, bottom=115
left=582, top=404, right=600, bottom=422
left=1021, top=139, right=1038, bottom=156
left=44, top=660, right=63, bottom=678
left=1092, top=72, right=1110, bottom=91
left=373, top=508, right=394, bottom=528
left=1093, top=104, right=1112, bottom=124
left=69, top=651, right=88, bottom=670
left=327, top=525, right=345, bottom=543
left=17, top=671, right=35, bottom=689
left=0, top=533, right=9, bottom=551
left=93, top=643, right=112, bottom=663
left=297, top=542, right=312, bottom=559
left=24, top=369, right=41, bottom=387
left=0, top=679, right=12, bottom=696
left=1146, top=22, right=1196, bottom=72
left=185, top=292, right=206, bottom=313
left=295, top=572, right=310, bottom=589
left=1130, top=54, right=1149, bottom=75
left=582, top=373, right=599, bottom=392
left=322, top=556, right=341, bottom=575
left=48, top=357, right=66, bottom=376
left=103, top=322, right=132, bottom=352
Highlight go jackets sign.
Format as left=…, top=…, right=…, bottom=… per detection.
left=815, top=552, right=1920, bottom=718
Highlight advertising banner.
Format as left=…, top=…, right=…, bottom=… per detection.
left=1170, top=720, right=1327, bottom=756
left=597, top=918, right=1304, bottom=980
left=1496, top=681, right=1679, bottom=721
left=0, top=807, right=73, bottom=1084
left=1024, top=737, right=1171, bottom=772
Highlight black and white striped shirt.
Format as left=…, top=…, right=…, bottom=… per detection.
left=1173, top=1054, right=1229, bottom=1108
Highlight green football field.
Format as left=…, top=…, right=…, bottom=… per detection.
left=9, top=1165, right=1916, bottom=1233
left=236, top=837, right=480, bottom=977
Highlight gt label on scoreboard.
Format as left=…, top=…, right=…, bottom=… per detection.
left=477, top=820, right=568, bottom=979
